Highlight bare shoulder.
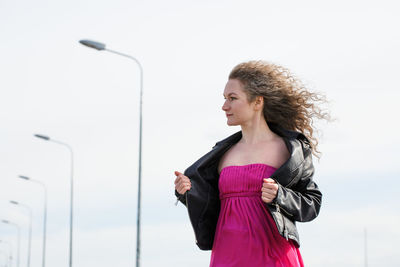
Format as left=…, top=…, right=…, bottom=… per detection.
left=272, top=136, right=290, bottom=167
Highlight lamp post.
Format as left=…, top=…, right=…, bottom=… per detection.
left=9, top=201, right=32, bottom=267
left=79, top=39, right=143, bottom=267
left=33, top=135, right=73, bottom=267
left=0, top=240, right=12, bottom=267
left=18, top=175, right=47, bottom=267
left=1, top=220, right=20, bottom=267
left=364, top=228, right=368, bottom=267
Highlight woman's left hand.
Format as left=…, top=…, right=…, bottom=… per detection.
left=261, top=178, right=278, bottom=203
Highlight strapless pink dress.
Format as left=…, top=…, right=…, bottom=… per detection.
left=209, top=164, right=304, bottom=267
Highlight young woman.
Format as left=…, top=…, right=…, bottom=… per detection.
left=174, top=61, right=330, bottom=267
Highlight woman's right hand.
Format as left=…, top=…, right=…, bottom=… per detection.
left=174, top=171, right=191, bottom=195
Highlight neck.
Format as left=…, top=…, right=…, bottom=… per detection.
left=240, top=116, right=276, bottom=144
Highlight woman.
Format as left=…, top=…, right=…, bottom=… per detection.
left=174, top=61, right=330, bottom=267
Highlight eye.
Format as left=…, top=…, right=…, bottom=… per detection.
left=223, top=96, right=237, bottom=101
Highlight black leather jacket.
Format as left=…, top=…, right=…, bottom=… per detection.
left=175, top=123, right=322, bottom=250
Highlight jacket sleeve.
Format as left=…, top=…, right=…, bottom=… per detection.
left=273, top=150, right=322, bottom=222
left=175, top=190, right=187, bottom=206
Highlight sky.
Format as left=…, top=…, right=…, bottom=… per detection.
left=1, top=0, right=400, bottom=266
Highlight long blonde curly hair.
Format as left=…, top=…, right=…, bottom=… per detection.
left=229, top=60, right=331, bottom=159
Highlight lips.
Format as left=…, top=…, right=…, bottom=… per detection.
left=226, top=114, right=233, bottom=117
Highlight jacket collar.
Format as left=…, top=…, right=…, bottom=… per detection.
left=213, top=123, right=309, bottom=186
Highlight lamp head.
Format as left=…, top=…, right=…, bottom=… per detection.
left=34, top=134, right=50, bottom=140
left=79, top=39, right=106, bottom=51
left=18, top=175, right=30, bottom=180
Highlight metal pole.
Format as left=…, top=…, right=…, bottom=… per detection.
left=53, top=141, right=73, bottom=267
left=364, top=228, right=368, bottom=267
left=18, top=175, right=47, bottom=267
left=42, top=186, right=47, bottom=267
left=34, top=136, right=73, bottom=267
left=105, top=48, right=143, bottom=267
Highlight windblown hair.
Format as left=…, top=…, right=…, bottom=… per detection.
left=229, top=60, right=331, bottom=159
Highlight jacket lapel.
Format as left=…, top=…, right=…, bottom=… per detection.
left=271, top=137, right=305, bottom=186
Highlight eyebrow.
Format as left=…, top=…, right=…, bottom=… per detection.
left=223, top=92, right=238, bottom=97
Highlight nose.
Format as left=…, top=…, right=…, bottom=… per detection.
left=222, top=99, right=229, bottom=111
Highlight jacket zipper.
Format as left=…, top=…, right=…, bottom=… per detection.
left=175, top=198, right=180, bottom=206
left=274, top=203, right=289, bottom=241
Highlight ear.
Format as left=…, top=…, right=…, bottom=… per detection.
left=254, top=96, right=264, bottom=111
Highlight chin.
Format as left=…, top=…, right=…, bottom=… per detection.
left=226, top=120, right=239, bottom=126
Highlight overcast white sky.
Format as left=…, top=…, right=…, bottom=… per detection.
left=1, top=0, right=400, bottom=266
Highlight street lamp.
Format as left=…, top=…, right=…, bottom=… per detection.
left=1, top=220, right=20, bottom=267
left=79, top=39, right=143, bottom=267
left=33, top=134, right=73, bottom=267
left=18, top=175, right=47, bottom=267
left=9, top=201, right=32, bottom=267
left=0, top=240, right=12, bottom=267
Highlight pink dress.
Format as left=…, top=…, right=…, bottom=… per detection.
left=209, top=163, right=304, bottom=267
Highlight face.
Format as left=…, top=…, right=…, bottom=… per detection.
left=222, top=79, right=261, bottom=126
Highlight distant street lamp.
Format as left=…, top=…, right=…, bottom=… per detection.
left=33, top=135, right=73, bottom=267
left=79, top=39, right=144, bottom=267
left=0, top=240, right=12, bottom=267
left=18, top=175, right=47, bottom=267
left=9, top=201, right=32, bottom=267
left=1, top=220, right=20, bottom=267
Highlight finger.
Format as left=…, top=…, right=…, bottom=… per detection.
left=261, top=196, right=269, bottom=202
left=261, top=187, right=276, bottom=194
left=177, top=188, right=185, bottom=194
left=174, top=176, right=181, bottom=185
left=180, top=181, right=191, bottom=188
left=261, top=196, right=273, bottom=203
left=263, top=178, right=276, bottom=184
left=178, top=183, right=186, bottom=190
left=180, top=182, right=191, bottom=189
left=262, top=183, right=278, bottom=190
left=262, top=196, right=273, bottom=203
left=176, top=182, right=184, bottom=191
left=181, top=176, right=191, bottom=184
left=178, top=184, right=191, bottom=194
left=262, top=191, right=276, bottom=199
left=176, top=172, right=189, bottom=181
left=175, top=176, right=188, bottom=186
left=261, top=192, right=275, bottom=198
left=177, top=184, right=186, bottom=194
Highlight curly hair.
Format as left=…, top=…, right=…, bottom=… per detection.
left=229, top=60, right=331, bottom=159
